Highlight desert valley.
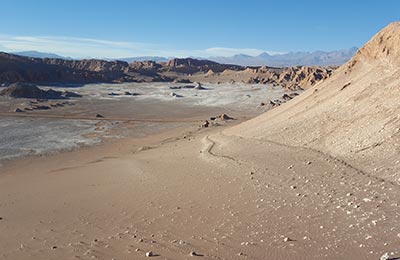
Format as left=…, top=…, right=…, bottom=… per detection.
left=0, top=3, right=399, bottom=260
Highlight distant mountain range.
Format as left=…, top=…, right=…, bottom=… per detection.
left=209, top=47, right=358, bottom=67
left=10, top=48, right=358, bottom=67
left=119, top=56, right=170, bottom=63
left=11, top=51, right=72, bottom=60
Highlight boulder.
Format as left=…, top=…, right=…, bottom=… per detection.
left=216, top=114, right=234, bottom=121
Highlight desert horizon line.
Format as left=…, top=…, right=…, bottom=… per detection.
left=0, top=34, right=358, bottom=60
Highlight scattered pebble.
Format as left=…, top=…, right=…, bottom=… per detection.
left=189, top=251, right=202, bottom=256
left=283, top=237, right=293, bottom=242
left=145, top=251, right=154, bottom=257
left=380, top=252, right=389, bottom=260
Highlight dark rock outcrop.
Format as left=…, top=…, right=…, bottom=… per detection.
left=0, top=52, right=129, bottom=84
left=163, top=58, right=242, bottom=74
left=244, top=66, right=334, bottom=90
left=0, top=82, right=80, bottom=99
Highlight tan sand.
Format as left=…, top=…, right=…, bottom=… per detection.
left=1, top=123, right=398, bottom=260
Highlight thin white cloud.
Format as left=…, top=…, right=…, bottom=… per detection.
left=0, top=34, right=283, bottom=58
left=0, top=34, right=160, bottom=58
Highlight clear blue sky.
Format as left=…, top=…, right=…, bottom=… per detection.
left=0, top=0, right=399, bottom=58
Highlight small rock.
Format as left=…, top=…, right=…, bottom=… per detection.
left=14, top=108, right=24, bottom=112
left=283, top=237, right=293, bottom=242
left=380, top=252, right=390, bottom=260
left=170, top=92, right=183, bottom=98
left=189, top=251, right=201, bottom=256
left=95, top=113, right=104, bottom=118
left=145, top=251, right=154, bottom=257
left=216, top=114, right=234, bottom=121
left=52, top=246, right=57, bottom=250
left=200, top=120, right=210, bottom=128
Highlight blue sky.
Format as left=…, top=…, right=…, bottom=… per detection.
left=0, top=0, right=399, bottom=58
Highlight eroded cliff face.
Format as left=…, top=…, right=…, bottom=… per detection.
left=162, top=58, right=243, bottom=74
left=0, top=52, right=131, bottom=84
left=244, top=66, right=334, bottom=89
left=0, top=52, right=335, bottom=87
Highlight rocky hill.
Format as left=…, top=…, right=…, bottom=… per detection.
left=186, top=65, right=334, bottom=90
left=0, top=82, right=80, bottom=99
left=0, top=52, right=134, bottom=84
left=226, top=22, right=400, bottom=181
left=244, top=66, right=334, bottom=89
left=163, top=58, right=243, bottom=74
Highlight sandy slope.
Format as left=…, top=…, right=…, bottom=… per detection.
left=225, top=22, right=400, bottom=182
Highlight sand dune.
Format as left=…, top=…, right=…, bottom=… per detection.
left=225, top=22, right=400, bottom=182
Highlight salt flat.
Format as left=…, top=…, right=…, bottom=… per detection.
left=0, top=82, right=291, bottom=161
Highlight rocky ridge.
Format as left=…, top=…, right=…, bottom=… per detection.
left=0, top=52, right=333, bottom=89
